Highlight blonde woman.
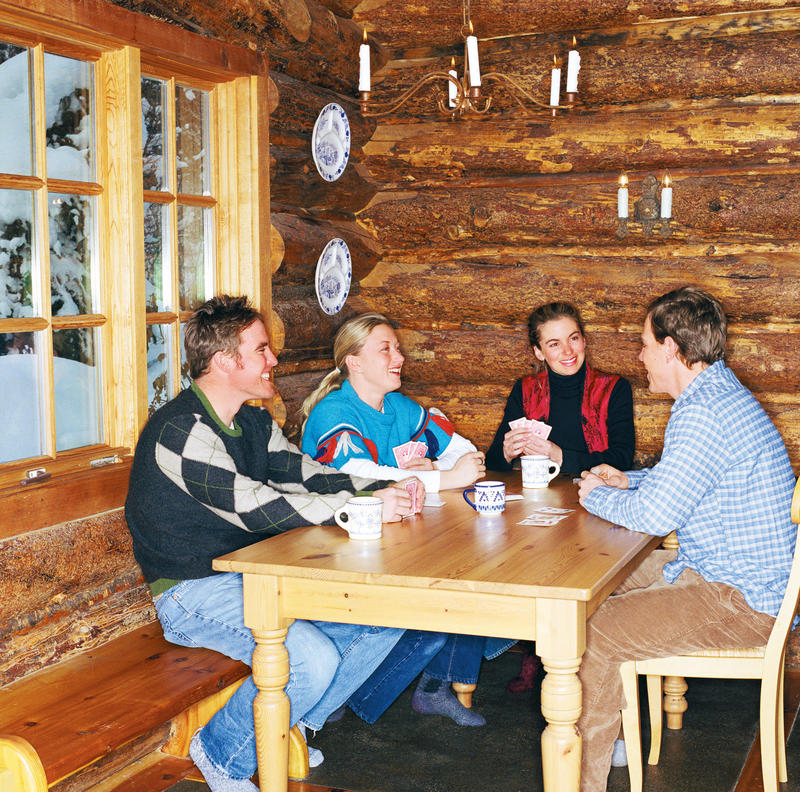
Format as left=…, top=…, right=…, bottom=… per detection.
left=301, top=314, right=510, bottom=727
left=302, top=313, right=485, bottom=492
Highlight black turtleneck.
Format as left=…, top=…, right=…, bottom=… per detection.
left=485, top=362, right=635, bottom=475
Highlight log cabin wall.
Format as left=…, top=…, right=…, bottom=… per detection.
left=347, top=0, right=800, bottom=471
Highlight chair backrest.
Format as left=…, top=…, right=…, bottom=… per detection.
left=763, top=477, right=800, bottom=668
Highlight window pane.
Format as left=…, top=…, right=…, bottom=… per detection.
left=0, top=42, right=32, bottom=176
left=141, top=76, right=166, bottom=190
left=44, top=53, right=93, bottom=182
left=0, top=188, right=34, bottom=318
left=0, top=332, right=44, bottom=462
left=144, top=201, right=169, bottom=311
left=179, top=322, right=190, bottom=390
left=177, top=205, right=211, bottom=311
left=175, top=84, right=208, bottom=195
left=50, top=193, right=94, bottom=316
left=53, top=326, right=101, bottom=450
left=147, top=323, right=173, bottom=415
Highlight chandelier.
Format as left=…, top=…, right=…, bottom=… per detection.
left=357, top=0, right=580, bottom=118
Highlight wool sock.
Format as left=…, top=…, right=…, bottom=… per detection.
left=189, top=730, right=259, bottom=792
left=297, top=723, right=324, bottom=767
left=611, top=738, right=628, bottom=767
left=411, top=672, right=486, bottom=726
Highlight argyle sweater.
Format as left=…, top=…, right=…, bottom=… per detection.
left=125, top=383, right=388, bottom=582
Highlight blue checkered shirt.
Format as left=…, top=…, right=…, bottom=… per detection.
left=585, top=360, right=796, bottom=616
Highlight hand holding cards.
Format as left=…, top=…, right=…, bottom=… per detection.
left=393, top=440, right=428, bottom=468
left=402, top=477, right=425, bottom=515
left=508, top=417, right=552, bottom=439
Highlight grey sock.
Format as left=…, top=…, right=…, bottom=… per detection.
left=189, top=730, right=259, bottom=792
left=297, top=723, right=325, bottom=767
left=411, top=672, right=486, bottom=726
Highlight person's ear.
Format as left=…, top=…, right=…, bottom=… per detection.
left=533, top=346, right=545, bottom=363
left=345, top=353, right=360, bottom=373
left=212, top=349, right=235, bottom=373
left=663, top=336, right=679, bottom=362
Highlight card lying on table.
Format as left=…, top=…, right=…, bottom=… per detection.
left=393, top=440, right=428, bottom=467
left=508, top=417, right=552, bottom=439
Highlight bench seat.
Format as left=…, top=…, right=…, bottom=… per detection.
left=0, top=623, right=249, bottom=790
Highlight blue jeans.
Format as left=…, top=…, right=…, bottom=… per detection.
left=155, top=573, right=402, bottom=779
left=348, top=631, right=515, bottom=724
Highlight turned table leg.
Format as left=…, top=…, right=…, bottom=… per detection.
left=251, top=626, right=291, bottom=791
left=663, top=675, right=688, bottom=730
left=452, top=682, right=476, bottom=708
left=536, top=599, right=586, bottom=792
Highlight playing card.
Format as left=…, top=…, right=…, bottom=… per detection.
left=403, top=478, right=421, bottom=513
left=508, top=417, right=552, bottom=440
left=535, top=506, right=573, bottom=514
left=528, top=419, right=552, bottom=439
left=423, top=493, right=445, bottom=508
left=410, top=441, right=428, bottom=459
left=393, top=441, right=415, bottom=467
left=519, top=515, right=561, bottom=526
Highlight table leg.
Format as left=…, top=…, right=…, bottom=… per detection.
left=536, top=599, right=585, bottom=792
left=452, top=682, right=476, bottom=708
left=251, top=626, right=291, bottom=792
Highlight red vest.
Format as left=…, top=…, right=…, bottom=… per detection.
left=520, top=364, right=619, bottom=453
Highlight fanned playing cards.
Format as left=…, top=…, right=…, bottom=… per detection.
left=508, top=417, right=552, bottom=439
left=393, top=440, right=428, bottom=468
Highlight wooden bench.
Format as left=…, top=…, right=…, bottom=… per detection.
left=0, top=507, right=309, bottom=791
left=0, top=624, right=249, bottom=791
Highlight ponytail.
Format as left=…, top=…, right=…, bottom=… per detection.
left=300, top=312, right=392, bottom=437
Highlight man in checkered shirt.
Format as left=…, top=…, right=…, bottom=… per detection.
left=576, top=286, right=796, bottom=792
left=126, top=295, right=421, bottom=792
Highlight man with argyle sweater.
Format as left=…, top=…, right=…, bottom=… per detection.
left=125, top=295, right=418, bottom=792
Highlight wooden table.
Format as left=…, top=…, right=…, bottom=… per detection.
left=213, top=474, right=661, bottom=792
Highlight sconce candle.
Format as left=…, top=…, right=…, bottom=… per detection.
left=466, top=23, right=481, bottom=87
left=618, top=175, right=629, bottom=218
left=448, top=57, right=458, bottom=107
left=359, top=30, right=370, bottom=92
left=566, top=37, right=580, bottom=93
left=660, top=173, right=673, bottom=218
left=550, top=56, right=561, bottom=107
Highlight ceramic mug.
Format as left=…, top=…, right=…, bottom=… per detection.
left=463, top=480, right=506, bottom=515
left=334, top=496, right=383, bottom=540
left=521, top=455, right=561, bottom=489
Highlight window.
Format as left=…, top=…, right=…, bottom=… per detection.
left=0, top=1, right=268, bottom=495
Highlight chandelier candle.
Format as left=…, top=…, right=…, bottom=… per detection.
left=549, top=56, right=561, bottom=114
left=448, top=57, right=458, bottom=107
left=466, top=22, right=481, bottom=87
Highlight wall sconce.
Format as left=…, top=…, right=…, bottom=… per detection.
left=615, top=173, right=673, bottom=239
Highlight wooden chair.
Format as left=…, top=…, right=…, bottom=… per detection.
left=619, top=476, right=800, bottom=792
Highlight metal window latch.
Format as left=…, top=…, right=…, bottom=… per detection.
left=21, top=467, right=51, bottom=485
left=90, top=455, right=120, bottom=468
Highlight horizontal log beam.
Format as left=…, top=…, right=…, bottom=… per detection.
left=348, top=1, right=799, bottom=49
left=363, top=104, right=800, bottom=183
left=360, top=251, right=800, bottom=326
left=357, top=172, right=800, bottom=251
left=271, top=211, right=380, bottom=286
left=392, top=327, right=800, bottom=394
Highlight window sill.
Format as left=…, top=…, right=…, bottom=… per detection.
left=0, top=454, right=132, bottom=538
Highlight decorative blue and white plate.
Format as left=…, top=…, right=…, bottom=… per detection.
left=315, top=238, right=352, bottom=315
left=311, top=103, right=350, bottom=182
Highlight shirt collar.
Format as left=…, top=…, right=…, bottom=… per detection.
left=671, top=359, right=725, bottom=413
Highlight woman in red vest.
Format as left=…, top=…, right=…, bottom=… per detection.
left=486, top=301, right=634, bottom=475
left=486, top=302, right=635, bottom=692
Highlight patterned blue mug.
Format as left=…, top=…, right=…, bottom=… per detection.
left=463, top=480, right=506, bottom=515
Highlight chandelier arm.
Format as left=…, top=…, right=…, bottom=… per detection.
left=362, top=72, right=463, bottom=117
left=481, top=71, right=560, bottom=111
